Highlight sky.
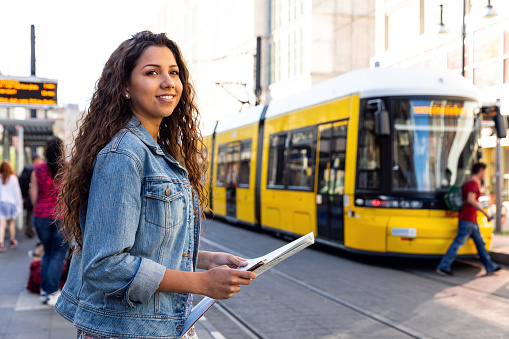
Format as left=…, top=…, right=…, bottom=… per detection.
left=0, top=0, right=166, bottom=111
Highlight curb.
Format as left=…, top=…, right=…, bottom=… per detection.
left=490, top=251, right=509, bottom=266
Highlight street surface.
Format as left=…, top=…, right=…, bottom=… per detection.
left=200, top=219, right=509, bottom=339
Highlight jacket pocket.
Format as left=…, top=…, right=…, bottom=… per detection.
left=145, top=182, right=184, bottom=228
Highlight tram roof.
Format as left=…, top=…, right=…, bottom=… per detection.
left=214, top=104, right=265, bottom=134
left=265, top=67, right=479, bottom=120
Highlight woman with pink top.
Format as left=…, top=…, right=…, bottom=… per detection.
left=30, top=137, right=69, bottom=306
left=0, top=160, right=22, bottom=252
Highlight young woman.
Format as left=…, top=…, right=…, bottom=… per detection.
left=30, top=137, right=69, bottom=306
left=0, top=160, right=22, bottom=252
left=55, top=31, right=255, bottom=339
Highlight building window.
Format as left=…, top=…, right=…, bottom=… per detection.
left=504, top=59, right=509, bottom=83
left=473, top=29, right=500, bottom=63
left=474, top=62, right=501, bottom=88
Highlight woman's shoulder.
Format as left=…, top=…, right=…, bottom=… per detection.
left=95, top=128, right=151, bottom=171
left=102, top=127, right=146, bottom=151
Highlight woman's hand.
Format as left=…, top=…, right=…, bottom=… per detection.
left=198, top=265, right=256, bottom=299
left=198, top=251, right=249, bottom=270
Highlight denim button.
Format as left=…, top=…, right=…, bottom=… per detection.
left=165, top=186, right=171, bottom=196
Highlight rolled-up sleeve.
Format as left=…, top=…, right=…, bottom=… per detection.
left=82, top=151, right=166, bottom=307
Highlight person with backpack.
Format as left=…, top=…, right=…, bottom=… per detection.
left=437, top=162, right=502, bottom=276
left=19, top=154, right=42, bottom=238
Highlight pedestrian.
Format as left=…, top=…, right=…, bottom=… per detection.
left=436, top=162, right=501, bottom=276
left=54, top=31, right=256, bottom=339
left=19, top=153, right=42, bottom=238
left=30, top=136, right=69, bottom=306
left=0, top=160, right=23, bottom=252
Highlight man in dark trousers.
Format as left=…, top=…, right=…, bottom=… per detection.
left=436, top=162, right=501, bottom=276
left=19, top=154, right=42, bottom=238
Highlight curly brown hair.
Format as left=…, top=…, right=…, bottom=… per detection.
left=59, top=31, right=208, bottom=252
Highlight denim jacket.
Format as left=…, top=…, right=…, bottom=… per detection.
left=55, top=116, right=201, bottom=338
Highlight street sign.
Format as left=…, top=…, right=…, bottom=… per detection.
left=0, top=76, right=58, bottom=108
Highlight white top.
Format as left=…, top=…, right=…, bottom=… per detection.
left=0, top=175, right=23, bottom=216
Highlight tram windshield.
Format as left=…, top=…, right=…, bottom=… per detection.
left=392, top=99, right=480, bottom=192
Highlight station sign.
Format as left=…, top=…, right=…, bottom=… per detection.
left=0, top=76, right=58, bottom=108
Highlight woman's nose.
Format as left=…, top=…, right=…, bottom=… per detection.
left=162, top=75, right=175, bottom=88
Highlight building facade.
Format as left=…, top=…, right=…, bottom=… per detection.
left=371, top=0, right=509, bottom=200
left=151, top=0, right=375, bottom=124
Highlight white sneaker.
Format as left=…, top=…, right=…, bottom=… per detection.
left=40, top=289, right=48, bottom=303
left=46, top=290, right=61, bottom=307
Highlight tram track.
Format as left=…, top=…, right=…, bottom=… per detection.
left=201, top=237, right=429, bottom=339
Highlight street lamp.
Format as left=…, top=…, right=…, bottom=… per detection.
left=438, top=1, right=498, bottom=77
left=439, top=1, right=504, bottom=233
left=484, top=0, right=497, bottom=18
left=437, top=5, right=447, bottom=34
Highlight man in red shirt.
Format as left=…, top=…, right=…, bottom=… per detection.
left=436, top=162, right=501, bottom=276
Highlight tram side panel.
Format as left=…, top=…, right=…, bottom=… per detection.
left=386, top=209, right=493, bottom=256
left=212, top=123, right=259, bottom=225
left=260, top=94, right=359, bottom=238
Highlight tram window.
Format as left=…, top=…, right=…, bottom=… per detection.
left=357, top=109, right=382, bottom=190
left=226, top=143, right=241, bottom=187
left=216, top=145, right=227, bottom=186
left=392, top=99, right=479, bottom=192
left=238, top=141, right=251, bottom=187
left=267, top=134, right=287, bottom=187
left=287, top=128, right=316, bottom=190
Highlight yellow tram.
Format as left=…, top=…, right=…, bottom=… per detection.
left=205, top=68, right=494, bottom=257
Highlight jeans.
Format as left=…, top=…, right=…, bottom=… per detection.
left=438, top=219, right=497, bottom=273
left=33, top=217, right=69, bottom=294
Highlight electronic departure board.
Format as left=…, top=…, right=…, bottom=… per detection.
left=0, top=76, right=58, bottom=108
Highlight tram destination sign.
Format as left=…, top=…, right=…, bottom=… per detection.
left=0, top=76, right=57, bottom=108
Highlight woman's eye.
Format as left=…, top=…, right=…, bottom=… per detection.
left=170, top=71, right=179, bottom=76
left=146, top=70, right=158, bottom=75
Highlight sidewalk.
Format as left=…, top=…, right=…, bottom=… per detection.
left=0, top=234, right=221, bottom=339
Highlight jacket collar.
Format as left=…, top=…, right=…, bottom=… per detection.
left=125, top=116, right=182, bottom=169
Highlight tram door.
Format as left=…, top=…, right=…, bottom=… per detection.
left=225, top=143, right=241, bottom=218
left=316, top=122, right=347, bottom=243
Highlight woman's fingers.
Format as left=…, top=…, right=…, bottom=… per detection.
left=202, top=266, right=256, bottom=299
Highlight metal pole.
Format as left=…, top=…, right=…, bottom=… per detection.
left=496, top=136, right=502, bottom=232
left=16, top=127, right=24, bottom=231
left=255, top=36, right=262, bottom=105
left=30, top=25, right=37, bottom=118
left=461, top=0, right=466, bottom=77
